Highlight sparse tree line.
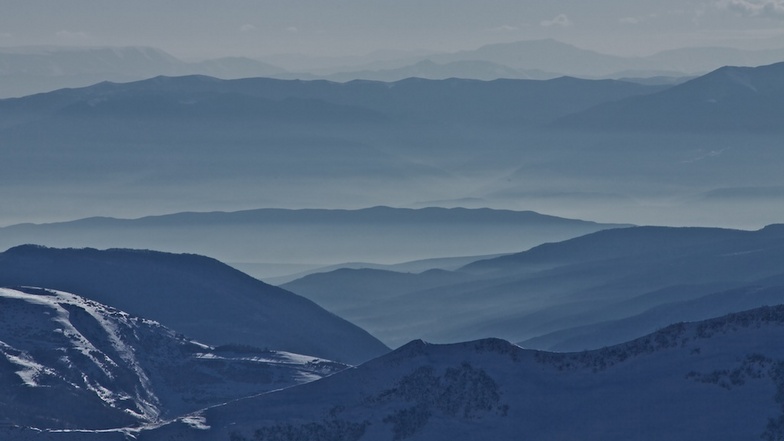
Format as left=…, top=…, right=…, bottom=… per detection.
left=231, top=362, right=507, bottom=441
left=685, top=353, right=784, bottom=440
left=535, top=306, right=784, bottom=373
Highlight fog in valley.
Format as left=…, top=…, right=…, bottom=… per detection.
left=2, top=2, right=784, bottom=439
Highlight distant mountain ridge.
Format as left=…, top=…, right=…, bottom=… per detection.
left=0, top=46, right=182, bottom=76
left=315, top=58, right=558, bottom=82
left=0, top=73, right=665, bottom=128
left=426, top=39, right=784, bottom=77
left=553, top=61, right=784, bottom=132
left=0, top=46, right=284, bottom=97
left=4, top=62, right=780, bottom=139
left=429, top=39, right=632, bottom=77
left=24, top=205, right=619, bottom=226
left=0, top=245, right=389, bottom=364
left=1, top=56, right=782, bottom=228
left=0, top=73, right=669, bottom=227
left=0, top=207, right=629, bottom=276
left=4, top=40, right=784, bottom=98
left=463, top=224, right=755, bottom=271
left=284, top=224, right=784, bottom=348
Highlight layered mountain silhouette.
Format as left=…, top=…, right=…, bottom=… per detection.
left=425, top=39, right=784, bottom=78
left=0, top=46, right=284, bottom=97
left=0, top=207, right=627, bottom=276
left=553, top=61, right=784, bottom=132
left=316, top=59, right=557, bottom=83
left=3, top=65, right=782, bottom=225
left=0, top=75, right=662, bottom=219
left=4, top=41, right=783, bottom=98
left=428, top=39, right=632, bottom=77
left=0, top=73, right=664, bottom=129
left=284, top=224, right=784, bottom=348
left=0, top=246, right=388, bottom=364
left=2, top=36, right=782, bottom=441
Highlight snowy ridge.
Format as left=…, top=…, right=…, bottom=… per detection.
left=0, top=287, right=162, bottom=421
left=136, top=304, right=784, bottom=440
left=0, top=287, right=348, bottom=432
left=533, top=304, right=784, bottom=371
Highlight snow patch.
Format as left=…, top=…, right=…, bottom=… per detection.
left=0, top=340, right=52, bottom=387
left=181, top=413, right=211, bottom=430
left=0, top=287, right=162, bottom=421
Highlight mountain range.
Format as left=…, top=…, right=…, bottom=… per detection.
left=283, top=224, right=784, bottom=348
left=5, top=300, right=784, bottom=439
left=3, top=231, right=784, bottom=439
left=0, top=46, right=283, bottom=98
left=0, top=73, right=665, bottom=129
left=313, top=59, right=559, bottom=83
left=553, top=61, right=784, bottom=132
left=423, top=39, right=784, bottom=78
left=2, top=31, right=782, bottom=441
left=0, top=245, right=388, bottom=364
left=3, top=64, right=784, bottom=227
left=5, top=60, right=781, bottom=135
left=0, top=207, right=627, bottom=278
left=3, top=40, right=784, bottom=97
left=0, top=73, right=662, bottom=225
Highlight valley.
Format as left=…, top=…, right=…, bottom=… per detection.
left=1, top=22, right=782, bottom=438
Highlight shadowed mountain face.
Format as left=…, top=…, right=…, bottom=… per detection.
left=284, top=225, right=784, bottom=349
left=0, top=246, right=389, bottom=364
left=0, top=287, right=347, bottom=431
left=553, top=61, right=784, bottom=132
left=132, top=306, right=784, bottom=441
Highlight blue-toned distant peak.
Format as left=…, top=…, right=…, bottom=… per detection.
left=463, top=223, right=784, bottom=272
left=0, top=72, right=667, bottom=128
left=552, top=61, right=784, bottom=132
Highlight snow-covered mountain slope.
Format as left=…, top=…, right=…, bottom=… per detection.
left=133, top=304, right=784, bottom=440
left=0, top=245, right=389, bottom=364
left=0, top=287, right=346, bottom=431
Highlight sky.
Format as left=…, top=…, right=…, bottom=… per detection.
left=1, top=0, right=783, bottom=60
